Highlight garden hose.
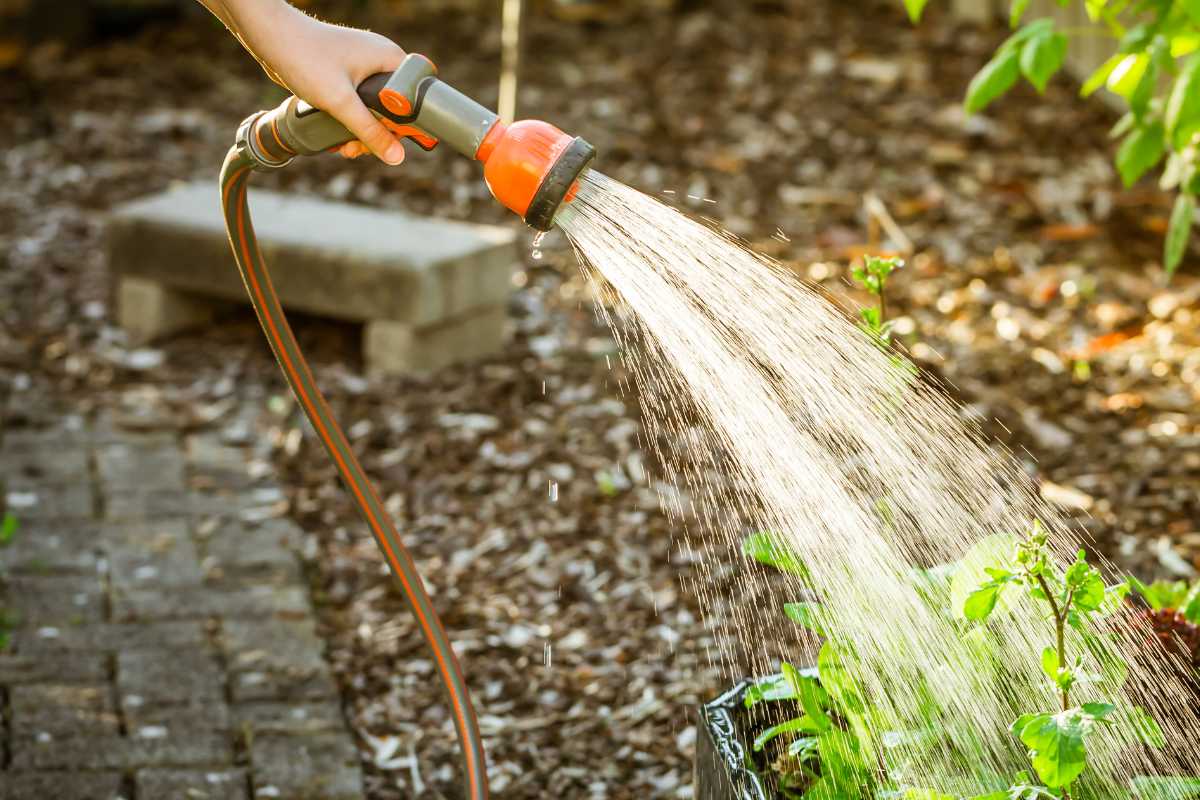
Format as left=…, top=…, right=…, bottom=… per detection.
left=220, top=53, right=595, bottom=799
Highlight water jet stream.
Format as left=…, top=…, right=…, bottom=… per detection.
left=557, top=171, right=1199, bottom=795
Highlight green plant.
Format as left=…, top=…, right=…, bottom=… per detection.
left=852, top=255, right=904, bottom=349
left=965, top=521, right=1161, bottom=797
left=739, top=520, right=1192, bottom=799
left=1132, top=577, right=1200, bottom=622
left=903, top=1, right=1200, bottom=277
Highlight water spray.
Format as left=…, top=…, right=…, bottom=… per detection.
left=220, top=53, right=597, bottom=799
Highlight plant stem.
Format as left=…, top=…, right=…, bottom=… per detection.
left=1032, top=571, right=1074, bottom=800
left=1034, top=573, right=1071, bottom=711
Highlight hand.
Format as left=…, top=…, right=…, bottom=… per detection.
left=203, top=1, right=407, bottom=164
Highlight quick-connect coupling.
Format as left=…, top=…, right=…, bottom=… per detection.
left=235, top=111, right=294, bottom=170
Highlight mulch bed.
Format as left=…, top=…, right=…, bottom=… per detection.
left=2, top=0, right=1198, bottom=796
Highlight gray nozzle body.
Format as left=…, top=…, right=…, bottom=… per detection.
left=376, top=54, right=500, bottom=158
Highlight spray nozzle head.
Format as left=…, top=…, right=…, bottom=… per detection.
left=476, top=120, right=595, bottom=231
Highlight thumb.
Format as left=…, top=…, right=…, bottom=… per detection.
left=333, top=95, right=406, bottom=165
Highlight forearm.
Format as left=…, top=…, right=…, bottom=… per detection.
left=195, top=0, right=300, bottom=84
left=197, top=0, right=408, bottom=163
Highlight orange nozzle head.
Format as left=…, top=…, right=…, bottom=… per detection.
left=476, top=120, right=595, bottom=231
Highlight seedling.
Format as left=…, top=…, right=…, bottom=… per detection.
left=965, top=522, right=1162, bottom=797
left=851, top=255, right=904, bottom=348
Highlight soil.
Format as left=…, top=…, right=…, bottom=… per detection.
left=2, top=0, right=1199, bottom=797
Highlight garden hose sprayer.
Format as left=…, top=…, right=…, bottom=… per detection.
left=220, top=53, right=596, bottom=800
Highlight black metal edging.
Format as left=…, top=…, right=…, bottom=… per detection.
left=695, top=679, right=772, bottom=800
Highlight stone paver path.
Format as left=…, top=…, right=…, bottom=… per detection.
left=0, top=410, right=364, bottom=799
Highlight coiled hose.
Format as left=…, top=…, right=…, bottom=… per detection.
left=219, top=145, right=489, bottom=799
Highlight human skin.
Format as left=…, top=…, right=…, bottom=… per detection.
left=196, top=0, right=407, bottom=163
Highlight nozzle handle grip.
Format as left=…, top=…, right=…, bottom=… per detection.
left=247, top=70, right=440, bottom=165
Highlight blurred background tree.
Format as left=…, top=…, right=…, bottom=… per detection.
left=906, top=0, right=1200, bottom=278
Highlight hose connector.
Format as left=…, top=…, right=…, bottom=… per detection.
left=235, top=111, right=294, bottom=171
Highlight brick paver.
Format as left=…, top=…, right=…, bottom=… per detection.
left=0, top=415, right=364, bottom=799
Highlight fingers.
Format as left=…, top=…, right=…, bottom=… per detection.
left=332, top=92, right=406, bottom=165
left=338, top=141, right=370, bottom=159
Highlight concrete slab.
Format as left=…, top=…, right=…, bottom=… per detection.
left=108, top=182, right=518, bottom=329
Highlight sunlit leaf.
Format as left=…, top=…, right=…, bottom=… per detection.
left=1010, top=0, right=1032, bottom=28
left=1166, top=55, right=1200, bottom=150
left=784, top=602, right=827, bottom=637
left=903, top=0, right=931, bottom=22
left=742, top=531, right=808, bottom=577
left=1116, top=122, right=1166, bottom=187
left=752, top=716, right=819, bottom=751
left=1020, top=29, right=1067, bottom=92
left=1017, top=710, right=1089, bottom=788
left=966, top=48, right=1022, bottom=114
left=1081, top=53, right=1123, bottom=97
left=1165, top=192, right=1196, bottom=278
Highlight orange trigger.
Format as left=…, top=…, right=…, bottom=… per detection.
left=379, top=118, right=439, bottom=151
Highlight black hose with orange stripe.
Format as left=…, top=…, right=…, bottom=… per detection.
left=221, top=54, right=595, bottom=800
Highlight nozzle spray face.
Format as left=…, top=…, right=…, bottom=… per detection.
left=476, top=121, right=596, bottom=232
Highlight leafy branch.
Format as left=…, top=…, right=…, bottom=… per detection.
left=904, top=0, right=1200, bottom=277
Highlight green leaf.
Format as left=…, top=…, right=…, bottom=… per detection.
left=965, top=583, right=1004, bottom=621
left=1114, top=706, right=1164, bottom=749
left=752, top=716, right=819, bottom=751
left=1166, top=55, right=1200, bottom=150
left=0, top=513, right=18, bottom=546
left=903, top=0, right=931, bottom=23
left=784, top=602, right=827, bottom=637
left=1107, top=53, right=1150, bottom=100
left=1017, top=710, right=1089, bottom=788
left=783, top=661, right=832, bottom=732
left=741, top=531, right=808, bottom=577
left=1116, top=122, right=1166, bottom=188
left=1020, top=30, right=1067, bottom=93
left=1097, top=579, right=1132, bottom=617
left=1183, top=0, right=1200, bottom=26
left=817, top=641, right=864, bottom=714
left=966, top=48, right=1022, bottom=114
left=1080, top=702, right=1116, bottom=721
left=1040, top=647, right=1060, bottom=681
left=1130, top=776, right=1200, bottom=800
left=743, top=674, right=796, bottom=708
left=787, top=735, right=820, bottom=760
left=950, top=534, right=1022, bottom=620
left=1165, top=192, right=1196, bottom=278
left=1132, top=577, right=1190, bottom=611
left=1010, top=0, right=1032, bottom=28
left=1182, top=581, right=1200, bottom=623
left=1081, top=53, right=1123, bottom=97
